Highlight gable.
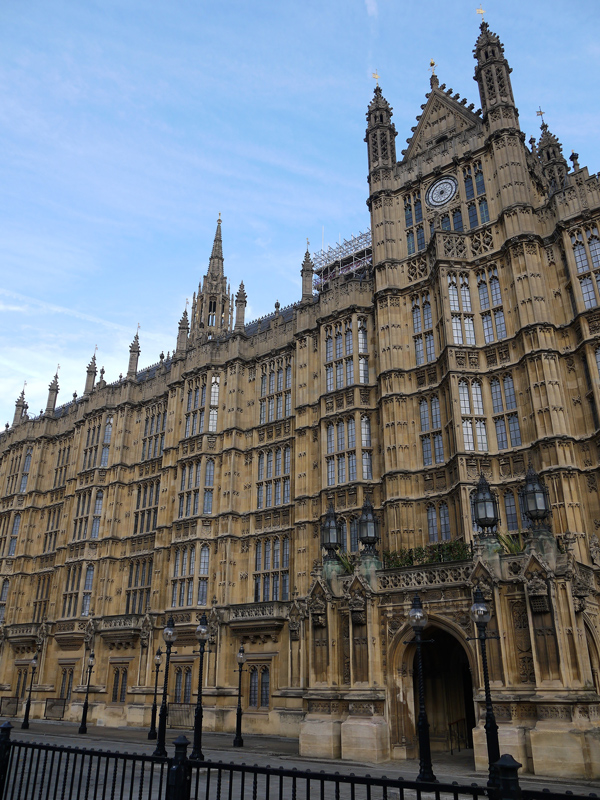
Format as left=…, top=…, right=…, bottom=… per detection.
left=403, top=89, right=481, bottom=161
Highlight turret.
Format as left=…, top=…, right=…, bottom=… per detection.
left=127, top=333, right=140, bottom=379
left=12, top=389, right=27, bottom=427
left=84, top=354, right=97, bottom=395
left=301, top=248, right=314, bottom=302
left=45, top=373, right=59, bottom=416
left=537, top=121, right=569, bottom=192
left=234, top=282, right=247, bottom=332
left=364, top=85, right=397, bottom=174
left=473, top=21, right=518, bottom=129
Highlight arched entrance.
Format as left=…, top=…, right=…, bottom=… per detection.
left=416, top=627, right=475, bottom=752
left=390, top=622, right=475, bottom=758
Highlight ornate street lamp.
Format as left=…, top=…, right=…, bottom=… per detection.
left=21, top=651, right=38, bottom=730
left=78, top=651, right=95, bottom=735
left=190, top=613, right=209, bottom=761
left=519, top=462, right=551, bottom=528
left=232, top=643, right=247, bottom=748
left=407, top=594, right=436, bottom=783
left=473, top=473, right=499, bottom=536
left=321, top=501, right=340, bottom=560
left=147, top=647, right=162, bottom=740
left=153, top=616, right=177, bottom=757
left=470, top=586, right=500, bottom=788
left=358, top=496, right=379, bottom=556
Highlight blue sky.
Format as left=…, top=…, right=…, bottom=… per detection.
left=1, top=0, right=599, bottom=424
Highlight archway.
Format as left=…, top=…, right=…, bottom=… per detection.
left=390, top=621, right=476, bottom=758
left=415, top=626, right=475, bottom=753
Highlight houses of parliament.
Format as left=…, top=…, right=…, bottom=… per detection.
left=1, top=20, right=599, bottom=779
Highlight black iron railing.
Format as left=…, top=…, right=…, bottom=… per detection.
left=0, top=722, right=598, bottom=800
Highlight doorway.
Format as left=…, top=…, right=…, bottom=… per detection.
left=414, top=627, right=475, bottom=753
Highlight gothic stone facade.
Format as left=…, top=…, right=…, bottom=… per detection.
left=1, top=22, right=599, bottom=779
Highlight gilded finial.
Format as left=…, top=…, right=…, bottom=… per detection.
left=306, top=237, right=310, bottom=250
left=429, top=59, right=436, bottom=76
left=476, top=4, right=486, bottom=20
left=372, top=69, right=380, bottom=86
left=218, top=212, right=221, bottom=222
left=537, top=106, right=546, bottom=125
left=137, top=322, right=141, bottom=333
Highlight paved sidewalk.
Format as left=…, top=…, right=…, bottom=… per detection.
left=3, top=718, right=599, bottom=794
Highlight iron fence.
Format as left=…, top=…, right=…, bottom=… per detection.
left=0, top=722, right=598, bottom=800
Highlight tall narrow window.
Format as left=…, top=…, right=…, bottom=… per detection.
left=427, top=505, right=438, bottom=543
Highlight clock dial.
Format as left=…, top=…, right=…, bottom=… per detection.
left=426, top=176, right=458, bottom=208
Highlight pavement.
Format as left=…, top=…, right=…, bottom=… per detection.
left=2, top=718, right=599, bottom=795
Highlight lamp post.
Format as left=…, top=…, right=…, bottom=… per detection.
left=147, top=647, right=162, bottom=740
left=232, top=643, right=247, bottom=748
left=78, top=651, right=95, bottom=735
left=153, top=616, right=177, bottom=757
left=407, top=594, right=436, bottom=783
left=190, top=613, right=209, bottom=761
left=321, top=500, right=342, bottom=560
left=21, top=651, right=38, bottom=730
left=470, top=587, right=500, bottom=788
left=358, top=496, right=379, bottom=556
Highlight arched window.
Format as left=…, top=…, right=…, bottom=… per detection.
left=427, top=505, right=438, bottom=543
left=91, top=491, right=103, bottom=539
left=361, top=416, right=371, bottom=447
left=187, top=390, right=193, bottom=412
left=358, top=322, right=368, bottom=354
left=503, top=375, right=517, bottom=409
left=184, top=668, right=192, bottom=703
left=431, top=396, right=441, bottom=428
left=490, top=379, right=503, bottom=413
left=199, top=545, right=209, bottom=574
left=504, top=492, right=519, bottom=532
left=205, top=460, right=214, bottom=487
left=325, top=334, right=333, bottom=362
left=0, top=578, right=8, bottom=623
left=338, top=519, right=347, bottom=552
left=439, top=504, right=450, bottom=541
left=112, top=669, right=121, bottom=703
left=260, top=668, right=270, bottom=707
left=258, top=452, right=265, bottom=480
left=459, top=381, right=471, bottom=415
left=249, top=668, right=259, bottom=707
left=327, top=424, right=335, bottom=454
left=472, top=382, right=484, bottom=415
left=420, top=400, right=429, bottom=432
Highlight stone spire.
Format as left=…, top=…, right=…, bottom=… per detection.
left=191, top=217, right=232, bottom=336
left=127, top=333, right=140, bottom=379
left=473, top=21, right=517, bottom=128
left=84, top=354, right=97, bottom=395
left=207, top=217, right=224, bottom=278
left=365, top=85, right=397, bottom=173
left=301, top=248, right=314, bottom=302
left=176, top=308, right=189, bottom=355
left=12, top=389, right=27, bottom=427
left=45, top=372, right=60, bottom=416
left=537, top=121, right=568, bottom=192
left=234, top=282, right=247, bottom=332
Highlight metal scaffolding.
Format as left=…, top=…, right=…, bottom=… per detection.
left=312, top=229, right=372, bottom=289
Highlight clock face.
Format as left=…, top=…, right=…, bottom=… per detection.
left=426, top=176, right=458, bottom=208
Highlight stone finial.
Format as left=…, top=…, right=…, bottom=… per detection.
left=176, top=309, right=189, bottom=354
left=127, top=333, right=140, bottom=379
left=12, top=389, right=26, bottom=427
left=45, top=372, right=60, bottom=416
left=84, top=353, right=97, bottom=395
left=570, top=151, right=580, bottom=171
left=301, top=248, right=314, bottom=302
left=234, top=282, right=247, bottom=332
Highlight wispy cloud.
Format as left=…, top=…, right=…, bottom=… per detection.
left=365, top=0, right=378, bottom=17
